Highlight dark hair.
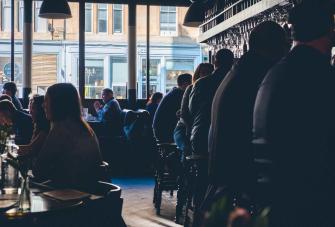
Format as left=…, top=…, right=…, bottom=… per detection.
left=215, top=49, right=234, bottom=70
left=249, top=21, right=287, bottom=58
left=193, top=63, right=214, bottom=83
left=289, top=1, right=335, bottom=42
left=102, top=88, right=113, bottom=95
left=147, top=92, right=163, bottom=105
left=31, top=95, right=50, bottom=133
left=3, top=82, right=17, bottom=95
left=46, top=83, right=94, bottom=135
left=177, top=73, right=192, bottom=87
left=0, top=100, right=16, bottom=113
left=0, top=94, right=12, bottom=102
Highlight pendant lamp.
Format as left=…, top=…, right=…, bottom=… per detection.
left=39, top=0, right=72, bottom=19
left=183, top=1, right=205, bottom=27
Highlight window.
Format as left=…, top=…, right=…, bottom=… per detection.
left=97, top=4, right=107, bottom=33
left=110, top=57, right=127, bottom=99
left=18, top=1, right=24, bottom=32
left=85, top=59, right=104, bottom=98
left=165, top=59, right=194, bottom=93
left=34, top=1, right=47, bottom=32
left=2, top=0, right=11, bottom=31
left=113, top=4, right=123, bottom=34
left=141, top=59, right=161, bottom=99
left=160, top=6, right=177, bottom=36
left=85, top=3, right=92, bottom=32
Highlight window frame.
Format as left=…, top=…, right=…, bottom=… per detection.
left=34, top=1, right=47, bottom=33
left=85, top=3, right=93, bottom=33
left=112, top=4, right=123, bottom=34
left=97, top=3, right=108, bottom=33
left=160, top=6, right=177, bottom=36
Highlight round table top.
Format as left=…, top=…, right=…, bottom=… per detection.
left=0, top=187, right=85, bottom=220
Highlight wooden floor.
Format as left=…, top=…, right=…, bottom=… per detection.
left=113, top=178, right=182, bottom=227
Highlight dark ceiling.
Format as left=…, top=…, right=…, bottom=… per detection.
left=67, top=0, right=191, bottom=6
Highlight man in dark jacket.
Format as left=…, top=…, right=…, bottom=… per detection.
left=153, top=73, right=192, bottom=142
left=253, top=2, right=335, bottom=226
left=2, top=82, right=23, bottom=111
left=189, top=49, right=234, bottom=155
left=208, top=21, right=288, bottom=196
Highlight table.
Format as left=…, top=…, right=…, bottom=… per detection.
left=0, top=181, right=125, bottom=227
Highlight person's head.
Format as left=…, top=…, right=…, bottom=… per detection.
left=177, top=73, right=192, bottom=90
left=148, top=92, right=163, bottom=105
left=289, top=1, right=335, bottom=56
left=29, top=94, right=49, bottom=131
left=249, top=21, right=289, bottom=63
left=101, top=88, right=114, bottom=104
left=2, top=82, right=18, bottom=97
left=0, top=100, right=16, bottom=125
left=214, top=49, right=234, bottom=70
left=193, top=63, right=214, bottom=83
left=45, top=83, right=82, bottom=122
left=0, top=94, right=12, bottom=102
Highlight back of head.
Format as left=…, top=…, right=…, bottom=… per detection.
left=150, top=92, right=163, bottom=104
left=215, top=49, right=234, bottom=70
left=46, top=83, right=82, bottom=122
left=32, top=95, right=49, bottom=132
left=289, top=1, right=335, bottom=42
left=177, top=73, right=192, bottom=88
left=3, top=82, right=17, bottom=96
left=193, top=63, right=215, bottom=82
left=0, top=94, right=12, bottom=102
left=249, top=21, right=288, bottom=62
left=0, top=100, right=16, bottom=114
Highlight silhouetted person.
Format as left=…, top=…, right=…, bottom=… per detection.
left=253, top=2, right=335, bottom=226
left=0, top=100, right=33, bottom=145
left=208, top=21, right=288, bottom=199
left=19, top=95, right=50, bottom=158
left=94, top=88, right=122, bottom=136
left=153, top=73, right=192, bottom=143
left=2, top=82, right=23, bottom=111
left=34, top=83, right=102, bottom=191
left=189, top=49, right=234, bottom=155
left=174, top=63, right=214, bottom=160
left=146, top=92, right=163, bottom=122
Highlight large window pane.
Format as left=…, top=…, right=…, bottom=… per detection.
left=98, top=4, right=107, bottom=33
left=160, top=6, right=177, bottom=36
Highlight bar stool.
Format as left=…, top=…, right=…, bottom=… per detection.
left=153, top=142, right=181, bottom=215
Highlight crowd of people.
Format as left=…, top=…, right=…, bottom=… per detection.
left=150, top=1, right=335, bottom=226
left=0, top=0, right=333, bottom=225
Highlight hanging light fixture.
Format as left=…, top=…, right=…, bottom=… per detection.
left=39, top=0, right=72, bottom=19
left=183, top=1, right=205, bottom=27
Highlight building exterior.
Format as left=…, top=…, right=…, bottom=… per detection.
left=0, top=1, right=203, bottom=99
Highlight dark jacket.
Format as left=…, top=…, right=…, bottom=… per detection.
left=189, top=67, right=230, bottom=154
left=253, top=45, right=335, bottom=226
left=175, top=84, right=193, bottom=137
left=13, top=110, right=33, bottom=145
left=12, top=96, right=23, bottom=111
left=208, top=51, right=275, bottom=190
left=153, top=87, right=184, bottom=143
left=146, top=103, right=159, bottom=123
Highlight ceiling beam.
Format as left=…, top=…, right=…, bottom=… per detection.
left=66, top=0, right=191, bottom=7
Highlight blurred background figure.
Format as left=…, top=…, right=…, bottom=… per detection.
left=146, top=92, right=163, bottom=123
left=0, top=100, right=32, bottom=145
left=2, top=82, right=23, bottom=111
left=19, top=95, right=50, bottom=159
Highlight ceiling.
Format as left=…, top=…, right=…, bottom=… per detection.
left=67, top=0, right=191, bottom=6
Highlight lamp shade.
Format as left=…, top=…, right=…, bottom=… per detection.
left=183, top=2, right=205, bottom=27
left=39, top=0, right=72, bottom=19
